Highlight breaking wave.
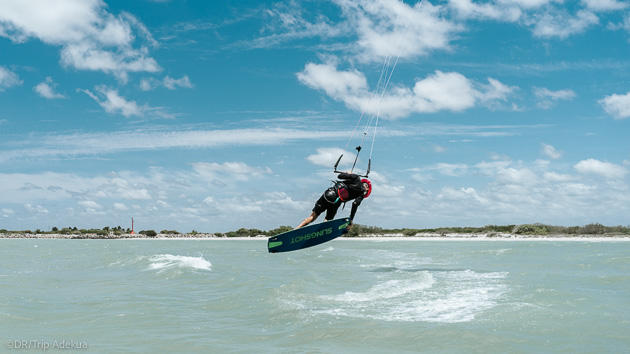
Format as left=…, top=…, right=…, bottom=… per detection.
left=147, top=254, right=212, bottom=272
left=277, top=248, right=508, bottom=323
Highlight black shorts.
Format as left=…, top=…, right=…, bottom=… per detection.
left=312, top=192, right=341, bottom=220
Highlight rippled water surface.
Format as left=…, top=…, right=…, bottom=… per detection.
left=2, top=239, right=629, bottom=353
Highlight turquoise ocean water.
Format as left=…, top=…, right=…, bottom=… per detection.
left=1, top=238, right=629, bottom=353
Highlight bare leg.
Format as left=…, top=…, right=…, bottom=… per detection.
left=296, top=211, right=319, bottom=229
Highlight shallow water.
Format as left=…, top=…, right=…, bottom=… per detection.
left=1, top=239, right=629, bottom=353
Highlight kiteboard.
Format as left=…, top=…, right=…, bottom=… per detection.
left=268, top=217, right=350, bottom=253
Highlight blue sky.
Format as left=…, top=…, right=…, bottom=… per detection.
left=1, top=0, right=630, bottom=232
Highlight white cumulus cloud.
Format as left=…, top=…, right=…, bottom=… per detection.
left=192, top=162, right=272, bottom=182
left=530, top=9, right=599, bottom=39
left=541, top=143, right=563, bottom=159
left=163, top=75, right=194, bottom=90
left=534, top=87, right=576, bottom=109
left=599, top=92, right=630, bottom=119
left=297, top=62, right=368, bottom=103
left=449, top=0, right=524, bottom=21
left=79, top=200, right=103, bottom=209
left=140, top=75, right=194, bottom=91
left=0, top=0, right=160, bottom=80
left=34, top=77, right=66, bottom=99
left=449, top=0, right=601, bottom=40
left=581, top=0, right=628, bottom=11
left=79, top=86, right=174, bottom=118
left=298, top=63, right=517, bottom=119
left=80, top=86, right=143, bottom=117
left=338, top=0, right=462, bottom=62
left=307, top=147, right=349, bottom=167
left=574, top=158, right=627, bottom=179
left=0, top=66, right=22, bottom=90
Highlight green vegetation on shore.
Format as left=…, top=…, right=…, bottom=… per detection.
left=342, top=223, right=630, bottom=237
left=213, top=226, right=294, bottom=238
left=210, top=223, right=630, bottom=237
left=1, top=222, right=629, bottom=238
left=0, top=226, right=123, bottom=236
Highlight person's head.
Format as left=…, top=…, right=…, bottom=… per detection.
left=361, top=178, right=372, bottom=198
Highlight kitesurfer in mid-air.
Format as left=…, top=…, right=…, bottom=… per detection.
left=296, top=172, right=372, bottom=230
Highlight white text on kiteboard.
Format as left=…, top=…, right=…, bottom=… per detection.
left=290, top=227, right=333, bottom=244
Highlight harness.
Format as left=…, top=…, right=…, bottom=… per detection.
left=323, top=181, right=350, bottom=204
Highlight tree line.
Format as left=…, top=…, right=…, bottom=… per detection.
left=1, top=222, right=629, bottom=237
left=213, top=223, right=630, bottom=237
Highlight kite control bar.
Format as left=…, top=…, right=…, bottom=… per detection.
left=333, top=146, right=370, bottom=177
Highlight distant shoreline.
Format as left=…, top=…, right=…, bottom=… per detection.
left=2, top=232, right=630, bottom=241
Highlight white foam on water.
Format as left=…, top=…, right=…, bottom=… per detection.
left=386, top=285, right=506, bottom=323
left=320, top=246, right=335, bottom=252
left=108, top=259, right=123, bottom=267
left=274, top=247, right=509, bottom=324
left=477, top=248, right=512, bottom=256
left=360, top=258, right=437, bottom=270
left=357, top=249, right=441, bottom=270
left=306, top=269, right=507, bottom=323
left=323, top=275, right=435, bottom=303
left=147, top=254, right=212, bottom=272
